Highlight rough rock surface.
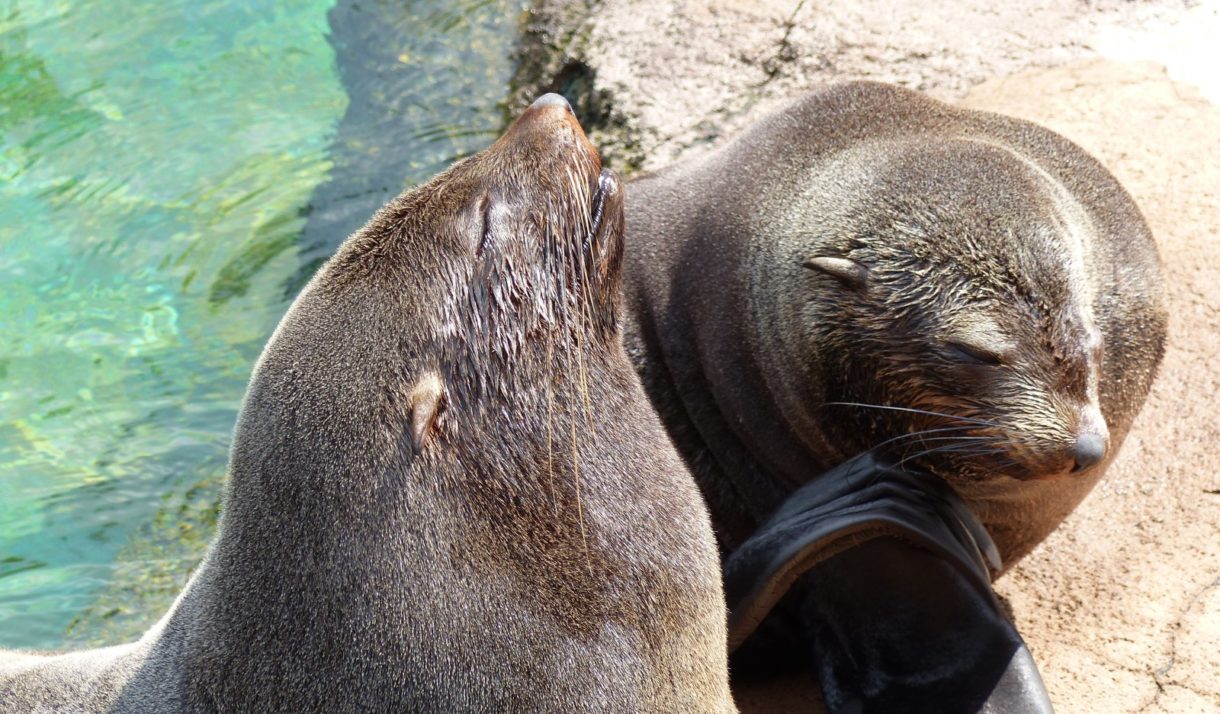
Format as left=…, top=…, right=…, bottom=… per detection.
left=514, top=2, right=1220, bottom=712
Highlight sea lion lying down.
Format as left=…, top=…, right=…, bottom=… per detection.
left=622, top=82, right=1167, bottom=712
left=0, top=95, right=735, bottom=713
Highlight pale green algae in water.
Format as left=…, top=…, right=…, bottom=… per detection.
left=0, top=0, right=526, bottom=648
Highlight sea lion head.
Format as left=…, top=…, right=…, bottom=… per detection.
left=239, top=93, right=624, bottom=492
left=800, top=138, right=1109, bottom=483
left=315, top=92, right=624, bottom=446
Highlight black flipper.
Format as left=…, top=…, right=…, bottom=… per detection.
left=724, top=452, right=1053, bottom=713
left=724, top=452, right=999, bottom=650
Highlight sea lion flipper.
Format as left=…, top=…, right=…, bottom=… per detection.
left=803, top=538, right=1052, bottom=714
left=980, top=643, right=1055, bottom=714
left=724, top=452, right=1056, bottom=712
left=724, top=452, right=998, bottom=650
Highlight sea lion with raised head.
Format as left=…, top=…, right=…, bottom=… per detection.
left=622, top=82, right=1166, bottom=712
left=0, top=94, right=735, bottom=713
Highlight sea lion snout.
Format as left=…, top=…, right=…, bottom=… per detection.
left=1016, top=406, right=1109, bottom=479
left=446, top=99, right=624, bottom=343
left=1069, top=431, right=1107, bottom=472
left=530, top=92, right=574, bottom=114
left=497, top=93, right=599, bottom=167
left=1066, top=406, right=1109, bottom=473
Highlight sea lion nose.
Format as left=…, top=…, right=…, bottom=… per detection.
left=1069, top=432, right=1107, bottom=472
left=530, top=93, right=574, bottom=114
left=505, top=93, right=597, bottom=166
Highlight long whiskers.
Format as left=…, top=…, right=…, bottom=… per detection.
left=864, top=424, right=982, bottom=456
left=827, top=401, right=1016, bottom=477
left=822, top=401, right=998, bottom=427
left=894, top=441, right=1007, bottom=473
left=573, top=196, right=597, bottom=434
left=550, top=197, right=593, bottom=575
left=533, top=163, right=606, bottom=575
left=544, top=331, right=559, bottom=517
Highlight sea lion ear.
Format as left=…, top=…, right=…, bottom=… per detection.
left=408, top=371, right=447, bottom=453
left=803, top=256, right=869, bottom=291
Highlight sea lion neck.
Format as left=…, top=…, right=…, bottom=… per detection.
left=623, top=170, right=830, bottom=524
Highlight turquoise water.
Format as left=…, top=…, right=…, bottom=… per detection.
left=0, top=0, right=524, bottom=648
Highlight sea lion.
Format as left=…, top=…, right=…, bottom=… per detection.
left=622, top=82, right=1167, bottom=711
left=0, top=94, right=735, bottom=713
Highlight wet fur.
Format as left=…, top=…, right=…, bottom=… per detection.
left=1, top=103, right=733, bottom=712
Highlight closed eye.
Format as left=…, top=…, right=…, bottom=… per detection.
left=945, top=340, right=1005, bottom=366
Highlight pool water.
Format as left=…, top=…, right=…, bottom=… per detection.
left=0, top=0, right=525, bottom=649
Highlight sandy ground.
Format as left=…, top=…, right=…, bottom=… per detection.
left=517, top=1, right=1220, bottom=711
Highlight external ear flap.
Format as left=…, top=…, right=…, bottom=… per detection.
left=803, top=256, right=869, bottom=291
left=408, top=371, right=446, bottom=453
